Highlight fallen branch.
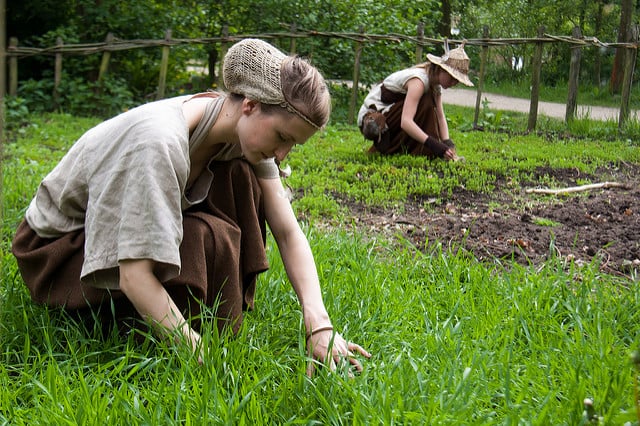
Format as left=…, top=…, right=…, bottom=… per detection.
left=526, top=181, right=631, bottom=195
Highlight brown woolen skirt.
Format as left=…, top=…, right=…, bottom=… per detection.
left=368, top=92, right=442, bottom=157
left=11, top=159, right=269, bottom=335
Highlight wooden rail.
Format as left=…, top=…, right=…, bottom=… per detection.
left=4, top=25, right=640, bottom=128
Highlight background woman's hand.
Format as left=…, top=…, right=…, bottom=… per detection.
left=306, top=329, right=371, bottom=377
left=443, top=148, right=457, bottom=161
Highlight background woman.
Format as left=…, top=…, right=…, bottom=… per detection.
left=358, top=42, right=473, bottom=160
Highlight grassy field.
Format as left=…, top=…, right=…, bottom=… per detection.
left=1, top=110, right=640, bottom=424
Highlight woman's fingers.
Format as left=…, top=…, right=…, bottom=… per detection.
left=333, top=342, right=372, bottom=373
left=306, top=332, right=371, bottom=377
left=347, top=341, right=371, bottom=358
left=306, top=360, right=316, bottom=377
left=343, top=352, right=363, bottom=373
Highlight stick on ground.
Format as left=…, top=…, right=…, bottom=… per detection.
left=525, top=181, right=631, bottom=195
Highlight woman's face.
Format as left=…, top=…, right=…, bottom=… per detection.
left=236, top=100, right=316, bottom=165
left=438, top=70, right=460, bottom=89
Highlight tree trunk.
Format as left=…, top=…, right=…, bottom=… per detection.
left=438, top=0, right=452, bottom=37
left=208, top=47, right=218, bottom=87
left=610, top=0, right=633, bottom=93
left=593, top=0, right=605, bottom=86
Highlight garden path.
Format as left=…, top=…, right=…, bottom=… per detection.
left=443, top=87, right=640, bottom=121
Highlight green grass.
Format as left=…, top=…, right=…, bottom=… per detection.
left=285, top=119, right=640, bottom=220
left=2, top=111, right=639, bottom=424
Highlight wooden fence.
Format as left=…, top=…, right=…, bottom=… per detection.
left=4, top=25, right=640, bottom=129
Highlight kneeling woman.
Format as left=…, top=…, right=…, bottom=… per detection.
left=358, top=42, right=473, bottom=160
left=12, top=39, right=370, bottom=374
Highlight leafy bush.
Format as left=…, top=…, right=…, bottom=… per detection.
left=3, top=96, right=30, bottom=135
left=17, top=74, right=135, bottom=118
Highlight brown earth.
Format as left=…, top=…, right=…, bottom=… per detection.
left=320, top=162, right=640, bottom=279
left=320, top=87, right=639, bottom=276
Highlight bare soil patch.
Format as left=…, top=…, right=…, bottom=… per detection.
left=325, top=163, right=640, bottom=278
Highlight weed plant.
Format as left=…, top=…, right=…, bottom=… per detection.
left=1, top=110, right=639, bottom=424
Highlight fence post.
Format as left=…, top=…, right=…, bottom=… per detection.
left=527, top=26, right=545, bottom=132
left=157, top=29, right=172, bottom=100
left=348, top=26, right=365, bottom=125
left=473, top=26, right=489, bottom=129
left=415, top=22, right=424, bottom=63
left=619, top=24, right=639, bottom=128
left=218, top=25, right=230, bottom=91
left=565, top=26, right=582, bottom=123
left=289, top=23, right=297, bottom=55
left=98, top=32, right=114, bottom=81
left=53, top=36, right=63, bottom=107
left=8, top=37, right=17, bottom=96
left=1, top=0, right=5, bottom=164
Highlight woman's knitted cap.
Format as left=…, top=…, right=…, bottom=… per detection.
left=222, top=38, right=321, bottom=129
left=223, top=38, right=287, bottom=105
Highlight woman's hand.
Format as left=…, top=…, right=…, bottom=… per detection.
left=306, top=328, right=371, bottom=377
left=443, top=148, right=457, bottom=161
left=444, top=148, right=465, bottom=162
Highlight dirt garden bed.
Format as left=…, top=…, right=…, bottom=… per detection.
left=329, top=162, right=640, bottom=279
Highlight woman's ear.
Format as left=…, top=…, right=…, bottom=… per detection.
left=242, top=99, right=260, bottom=115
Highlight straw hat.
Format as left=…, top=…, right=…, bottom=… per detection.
left=426, top=41, right=473, bottom=87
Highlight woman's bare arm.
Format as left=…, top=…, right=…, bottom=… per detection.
left=259, top=177, right=371, bottom=373
left=119, top=259, right=202, bottom=359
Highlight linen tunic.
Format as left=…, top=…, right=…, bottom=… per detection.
left=25, top=94, right=278, bottom=289
left=357, top=66, right=433, bottom=126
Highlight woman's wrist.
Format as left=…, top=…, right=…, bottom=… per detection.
left=303, top=306, right=331, bottom=332
left=424, top=135, right=449, bottom=157
left=305, top=325, right=334, bottom=340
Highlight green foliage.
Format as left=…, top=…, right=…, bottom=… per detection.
left=458, top=0, right=624, bottom=89
left=532, top=216, right=561, bottom=227
left=2, top=226, right=639, bottom=423
left=7, top=0, right=444, bottom=112
left=3, top=96, right=30, bottom=135
left=7, top=0, right=640, bottom=121
left=16, top=74, right=136, bottom=119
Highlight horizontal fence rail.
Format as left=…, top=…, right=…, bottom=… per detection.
left=6, top=31, right=640, bottom=58
left=4, top=25, right=640, bottom=129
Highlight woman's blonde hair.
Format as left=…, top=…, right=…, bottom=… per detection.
left=280, top=56, right=331, bottom=129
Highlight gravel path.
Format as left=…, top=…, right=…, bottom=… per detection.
left=443, top=88, right=639, bottom=121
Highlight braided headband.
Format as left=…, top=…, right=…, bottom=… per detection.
left=280, top=102, right=320, bottom=130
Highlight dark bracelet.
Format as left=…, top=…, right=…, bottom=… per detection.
left=424, top=135, right=449, bottom=157
left=305, top=325, right=334, bottom=340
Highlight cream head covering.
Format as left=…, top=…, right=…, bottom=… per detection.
left=427, top=41, right=474, bottom=87
left=223, top=38, right=320, bottom=129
